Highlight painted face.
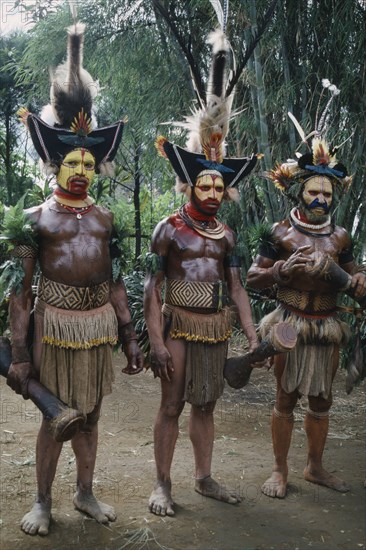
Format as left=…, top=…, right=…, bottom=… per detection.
left=57, top=148, right=95, bottom=194
left=192, top=172, right=225, bottom=215
left=302, top=176, right=333, bottom=217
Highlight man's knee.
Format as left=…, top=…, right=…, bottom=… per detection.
left=275, top=388, right=298, bottom=415
left=191, top=401, right=216, bottom=415
left=83, top=403, right=101, bottom=430
left=160, top=401, right=184, bottom=418
left=308, top=394, right=332, bottom=415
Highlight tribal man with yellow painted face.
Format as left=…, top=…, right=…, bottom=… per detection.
left=6, top=23, right=143, bottom=537
left=192, top=171, right=225, bottom=215
left=300, top=175, right=333, bottom=222
left=57, top=148, right=95, bottom=195
left=247, top=90, right=366, bottom=501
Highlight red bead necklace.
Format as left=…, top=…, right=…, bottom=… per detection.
left=59, top=203, right=93, bottom=219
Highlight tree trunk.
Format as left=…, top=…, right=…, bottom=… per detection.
left=133, top=145, right=142, bottom=265
left=248, top=0, right=279, bottom=223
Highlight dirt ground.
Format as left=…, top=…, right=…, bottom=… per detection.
left=0, top=348, right=365, bottom=550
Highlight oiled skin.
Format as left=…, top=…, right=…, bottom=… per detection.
left=144, top=211, right=260, bottom=516
left=246, top=216, right=366, bottom=499
left=6, top=196, right=144, bottom=535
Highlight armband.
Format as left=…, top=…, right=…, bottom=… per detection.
left=145, top=252, right=166, bottom=274
left=258, top=243, right=278, bottom=260
left=339, top=248, right=354, bottom=265
left=12, top=245, right=38, bottom=259
left=110, top=239, right=122, bottom=259
left=224, top=254, right=241, bottom=268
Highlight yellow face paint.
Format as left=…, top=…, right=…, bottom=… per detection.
left=57, top=148, right=95, bottom=194
left=302, top=176, right=333, bottom=214
left=194, top=172, right=225, bottom=204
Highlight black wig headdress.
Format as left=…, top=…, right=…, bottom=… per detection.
left=266, top=80, right=352, bottom=194
left=155, top=23, right=257, bottom=201
left=19, top=22, right=124, bottom=176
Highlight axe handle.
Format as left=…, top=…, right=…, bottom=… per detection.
left=307, top=258, right=366, bottom=308
left=224, top=322, right=297, bottom=389
left=0, top=337, right=85, bottom=441
left=236, top=338, right=283, bottom=367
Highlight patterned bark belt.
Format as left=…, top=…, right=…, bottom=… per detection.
left=165, top=279, right=228, bottom=311
left=38, top=275, right=110, bottom=311
left=277, top=287, right=337, bottom=314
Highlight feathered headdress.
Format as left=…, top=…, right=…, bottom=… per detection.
left=156, top=23, right=257, bottom=201
left=266, top=80, right=352, bottom=194
left=18, top=22, right=125, bottom=176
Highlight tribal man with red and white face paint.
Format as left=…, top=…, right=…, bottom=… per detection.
left=192, top=171, right=225, bottom=215
left=144, top=25, right=261, bottom=520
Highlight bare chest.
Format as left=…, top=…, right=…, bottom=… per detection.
left=280, top=227, right=343, bottom=260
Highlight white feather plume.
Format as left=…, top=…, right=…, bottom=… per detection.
left=209, top=0, right=224, bottom=28
left=68, top=0, right=78, bottom=21
left=287, top=111, right=306, bottom=143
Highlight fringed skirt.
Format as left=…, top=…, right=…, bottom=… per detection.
left=34, top=299, right=118, bottom=415
left=163, top=304, right=232, bottom=407
left=259, top=306, right=350, bottom=399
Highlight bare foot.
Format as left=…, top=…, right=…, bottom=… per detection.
left=149, top=481, right=175, bottom=516
left=261, top=471, right=287, bottom=498
left=73, top=492, right=116, bottom=523
left=21, top=501, right=51, bottom=536
left=194, top=475, right=241, bottom=504
left=304, top=466, right=350, bottom=492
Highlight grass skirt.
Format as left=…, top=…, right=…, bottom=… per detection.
left=35, top=299, right=117, bottom=414
left=163, top=304, right=232, bottom=406
left=259, top=306, right=350, bottom=399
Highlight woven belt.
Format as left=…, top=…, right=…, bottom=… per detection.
left=165, top=279, right=228, bottom=310
left=277, top=287, right=337, bottom=314
left=38, top=275, right=110, bottom=311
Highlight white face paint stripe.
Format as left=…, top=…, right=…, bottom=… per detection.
left=173, top=145, right=193, bottom=186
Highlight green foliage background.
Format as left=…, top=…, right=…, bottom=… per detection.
left=0, top=0, right=365, bottom=340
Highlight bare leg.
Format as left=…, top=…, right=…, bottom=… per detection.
left=21, top=420, right=63, bottom=536
left=304, top=348, right=349, bottom=493
left=304, top=407, right=349, bottom=492
left=262, top=357, right=297, bottom=499
left=191, top=403, right=240, bottom=504
left=149, top=338, right=186, bottom=517
left=72, top=402, right=116, bottom=523
left=261, top=407, right=294, bottom=498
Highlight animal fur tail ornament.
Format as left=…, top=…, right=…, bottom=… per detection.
left=185, top=29, right=232, bottom=164
left=41, top=22, right=99, bottom=129
left=156, top=23, right=257, bottom=200
left=17, top=21, right=125, bottom=177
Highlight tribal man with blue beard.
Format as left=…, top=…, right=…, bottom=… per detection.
left=247, top=130, right=366, bottom=499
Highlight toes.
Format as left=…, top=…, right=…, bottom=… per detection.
left=98, top=503, right=116, bottom=522
left=149, top=502, right=174, bottom=516
left=38, top=524, right=49, bottom=536
left=21, top=513, right=49, bottom=536
left=98, top=514, right=109, bottom=524
left=261, top=482, right=286, bottom=498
